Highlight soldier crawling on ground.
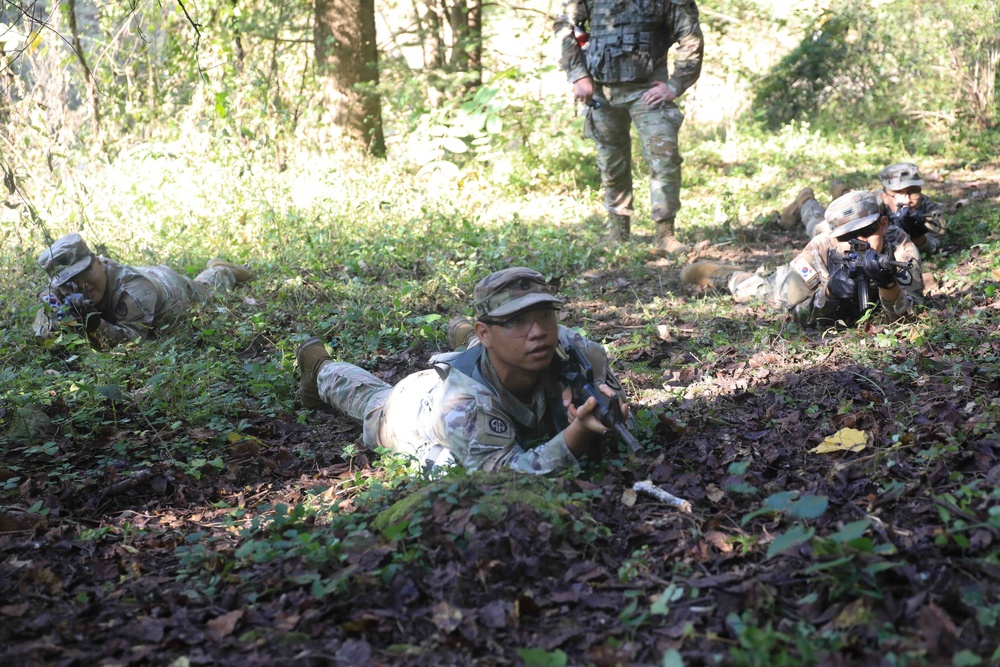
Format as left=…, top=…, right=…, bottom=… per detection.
left=296, top=267, right=635, bottom=475
left=35, top=232, right=253, bottom=348
left=681, top=190, right=924, bottom=329
left=779, top=162, right=947, bottom=257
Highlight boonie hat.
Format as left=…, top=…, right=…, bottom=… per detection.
left=38, top=233, right=94, bottom=287
left=474, top=267, right=563, bottom=319
left=826, top=190, right=883, bottom=239
left=879, top=163, right=924, bottom=191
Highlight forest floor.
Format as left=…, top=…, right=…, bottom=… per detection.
left=2, top=167, right=999, bottom=666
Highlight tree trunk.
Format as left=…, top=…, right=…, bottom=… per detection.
left=65, top=0, right=101, bottom=137
left=315, top=0, right=386, bottom=157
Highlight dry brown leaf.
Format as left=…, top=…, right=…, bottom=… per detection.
left=207, top=609, right=244, bottom=641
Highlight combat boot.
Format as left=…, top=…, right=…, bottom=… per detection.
left=779, top=187, right=815, bottom=230
left=653, top=219, right=690, bottom=255
left=297, top=337, right=332, bottom=411
left=446, top=316, right=475, bottom=349
left=604, top=212, right=631, bottom=242
left=680, top=261, right=744, bottom=289
left=830, top=181, right=849, bottom=200
left=207, top=258, right=254, bottom=283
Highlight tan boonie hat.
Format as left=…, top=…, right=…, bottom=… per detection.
left=38, top=233, right=94, bottom=287
left=474, top=267, right=563, bottom=319
left=879, top=163, right=924, bottom=191
left=826, top=190, right=883, bottom=239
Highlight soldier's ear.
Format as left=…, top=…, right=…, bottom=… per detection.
left=474, top=321, right=492, bottom=348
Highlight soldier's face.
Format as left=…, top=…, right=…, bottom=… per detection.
left=882, top=187, right=921, bottom=211
left=852, top=217, right=889, bottom=252
left=68, top=258, right=108, bottom=304
left=477, top=306, right=560, bottom=377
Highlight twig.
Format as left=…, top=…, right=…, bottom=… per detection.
left=633, top=481, right=692, bottom=513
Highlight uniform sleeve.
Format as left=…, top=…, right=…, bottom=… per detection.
left=787, top=238, right=839, bottom=326
left=920, top=197, right=948, bottom=236
left=554, top=0, right=592, bottom=83
left=433, top=395, right=581, bottom=475
left=663, top=0, right=704, bottom=96
left=89, top=291, right=154, bottom=348
left=879, top=234, right=924, bottom=320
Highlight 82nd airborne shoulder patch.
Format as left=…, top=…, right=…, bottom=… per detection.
left=476, top=408, right=516, bottom=447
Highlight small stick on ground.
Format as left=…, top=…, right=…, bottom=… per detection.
left=633, top=480, right=693, bottom=513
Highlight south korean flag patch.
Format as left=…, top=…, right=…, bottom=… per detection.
left=477, top=408, right=515, bottom=447
left=790, top=255, right=819, bottom=288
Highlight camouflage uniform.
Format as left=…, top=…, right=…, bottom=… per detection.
left=727, top=191, right=924, bottom=327
left=554, top=0, right=703, bottom=236
left=310, top=267, right=631, bottom=474
left=316, top=326, right=624, bottom=474
left=35, top=233, right=245, bottom=347
left=878, top=163, right=947, bottom=256
left=84, top=259, right=237, bottom=347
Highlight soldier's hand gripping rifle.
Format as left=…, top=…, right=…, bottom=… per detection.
left=558, top=342, right=641, bottom=453
left=828, top=240, right=914, bottom=317
left=40, top=287, right=97, bottom=328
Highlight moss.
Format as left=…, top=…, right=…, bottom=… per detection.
left=371, top=470, right=589, bottom=536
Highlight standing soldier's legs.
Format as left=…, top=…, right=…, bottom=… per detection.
left=588, top=97, right=635, bottom=239
left=629, top=99, right=689, bottom=254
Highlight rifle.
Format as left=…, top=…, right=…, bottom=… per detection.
left=828, top=239, right=914, bottom=318
left=41, top=288, right=86, bottom=324
left=889, top=204, right=927, bottom=238
left=558, top=342, right=641, bottom=453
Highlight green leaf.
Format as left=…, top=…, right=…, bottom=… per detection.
left=787, top=495, right=828, bottom=519
left=951, top=649, right=982, bottom=666
left=485, top=114, right=503, bottom=134
left=516, top=648, right=568, bottom=667
left=767, top=524, right=815, bottom=559
left=829, top=519, right=870, bottom=543
left=764, top=491, right=797, bottom=511
left=650, top=584, right=683, bottom=615
left=662, top=648, right=684, bottom=667
left=440, top=137, right=469, bottom=154
left=728, top=461, right=750, bottom=475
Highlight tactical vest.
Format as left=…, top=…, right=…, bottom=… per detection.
left=585, top=0, right=671, bottom=84
left=440, top=345, right=571, bottom=439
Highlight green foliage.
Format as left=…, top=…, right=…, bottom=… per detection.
left=753, top=0, right=1000, bottom=139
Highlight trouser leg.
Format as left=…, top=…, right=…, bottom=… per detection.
left=194, top=266, right=238, bottom=292
left=588, top=98, right=635, bottom=217
left=631, top=101, right=684, bottom=224
left=801, top=198, right=829, bottom=237
left=316, top=361, right=394, bottom=449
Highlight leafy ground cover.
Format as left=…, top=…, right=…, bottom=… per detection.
left=1, top=128, right=999, bottom=665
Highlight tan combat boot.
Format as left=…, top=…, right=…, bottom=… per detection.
left=604, top=212, right=631, bottom=242
left=654, top=219, right=690, bottom=255
left=680, top=262, right=744, bottom=288
left=207, top=258, right=254, bottom=283
left=297, top=337, right=332, bottom=411
left=829, top=180, right=849, bottom=200
left=446, top=316, right=475, bottom=349
left=779, top=187, right=815, bottom=230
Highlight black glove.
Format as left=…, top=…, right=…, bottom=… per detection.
left=861, top=249, right=898, bottom=288
left=890, top=205, right=927, bottom=237
left=827, top=268, right=856, bottom=300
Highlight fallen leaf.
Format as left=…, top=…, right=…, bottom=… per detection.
left=810, top=428, right=868, bottom=454
left=431, top=601, right=462, bottom=633
left=207, top=609, right=244, bottom=641
left=620, top=488, right=637, bottom=507
left=706, top=484, right=725, bottom=503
